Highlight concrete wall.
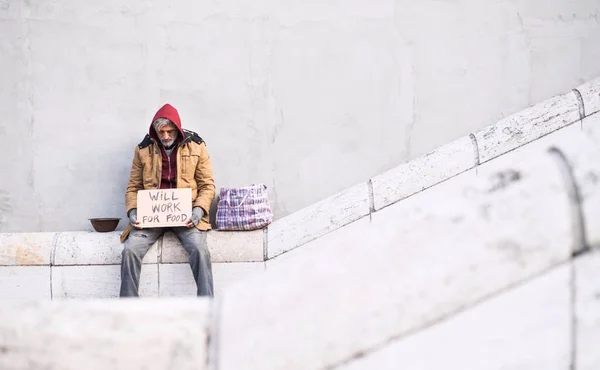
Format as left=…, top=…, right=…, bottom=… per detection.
left=2, top=1, right=600, bottom=232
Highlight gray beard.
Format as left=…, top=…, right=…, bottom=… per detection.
left=159, top=133, right=179, bottom=149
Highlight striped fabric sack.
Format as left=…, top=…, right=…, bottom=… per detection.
left=216, top=184, right=273, bottom=231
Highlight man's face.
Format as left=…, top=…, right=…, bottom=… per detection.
left=156, top=123, right=179, bottom=147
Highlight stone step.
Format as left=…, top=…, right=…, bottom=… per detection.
left=217, top=111, right=600, bottom=370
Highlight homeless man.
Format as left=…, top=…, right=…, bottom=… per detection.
left=120, top=103, right=215, bottom=297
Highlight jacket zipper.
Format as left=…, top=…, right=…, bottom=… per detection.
left=167, top=150, right=173, bottom=189
left=154, top=143, right=161, bottom=189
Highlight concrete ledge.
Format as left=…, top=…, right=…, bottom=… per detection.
left=162, top=229, right=264, bottom=263
left=54, top=232, right=159, bottom=265
left=371, top=135, right=476, bottom=211
left=267, top=183, right=370, bottom=259
left=0, top=232, right=55, bottom=265
left=0, top=229, right=266, bottom=299
left=0, top=299, right=211, bottom=370
left=0, top=229, right=265, bottom=267
left=473, top=89, right=581, bottom=163
left=578, top=77, right=600, bottom=117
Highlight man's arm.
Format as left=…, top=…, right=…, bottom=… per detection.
left=192, top=142, right=216, bottom=215
left=125, top=146, right=144, bottom=217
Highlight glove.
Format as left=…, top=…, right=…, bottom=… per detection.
left=190, top=207, right=204, bottom=226
left=128, top=209, right=137, bottom=226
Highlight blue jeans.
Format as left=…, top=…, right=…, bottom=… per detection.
left=120, top=227, right=213, bottom=297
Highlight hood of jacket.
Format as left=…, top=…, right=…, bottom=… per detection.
left=149, top=103, right=185, bottom=143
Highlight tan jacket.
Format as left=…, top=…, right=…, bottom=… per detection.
left=120, top=132, right=215, bottom=242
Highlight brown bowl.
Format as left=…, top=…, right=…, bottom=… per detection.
left=89, top=218, right=121, bottom=232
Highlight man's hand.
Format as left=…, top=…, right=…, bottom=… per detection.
left=129, top=209, right=143, bottom=230
left=186, top=207, right=204, bottom=228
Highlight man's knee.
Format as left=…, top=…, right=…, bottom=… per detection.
left=195, top=241, right=210, bottom=259
left=123, top=232, right=154, bottom=259
left=178, top=229, right=209, bottom=255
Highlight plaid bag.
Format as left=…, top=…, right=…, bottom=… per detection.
left=216, top=184, right=273, bottom=230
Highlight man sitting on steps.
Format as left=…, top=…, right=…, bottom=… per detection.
left=120, top=103, right=215, bottom=297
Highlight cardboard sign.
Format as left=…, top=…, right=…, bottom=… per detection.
left=137, top=188, right=192, bottom=228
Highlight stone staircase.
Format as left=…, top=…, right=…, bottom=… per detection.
left=1, top=77, right=600, bottom=369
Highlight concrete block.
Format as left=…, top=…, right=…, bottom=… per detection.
left=340, top=265, right=571, bottom=370
left=575, top=251, right=600, bottom=370
left=159, top=262, right=265, bottom=297
left=218, top=142, right=572, bottom=370
left=0, top=299, right=211, bottom=370
left=158, top=263, right=197, bottom=297
left=0, top=266, right=51, bottom=299
left=53, top=231, right=158, bottom=265
left=161, top=230, right=264, bottom=263
left=52, top=265, right=158, bottom=299
left=579, top=113, right=600, bottom=248
left=208, top=230, right=265, bottom=262
left=474, top=90, right=581, bottom=163
left=266, top=217, right=372, bottom=272
left=267, top=183, right=370, bottom=259
left=577, top=77, right=600, bottom=116
left=371, top=136, right=475, bottom=211
left=516, top=113, right=600, bottom=250
left=213, top=262, right=265, bottom=295
left=0, top=232, right=55, bottom=265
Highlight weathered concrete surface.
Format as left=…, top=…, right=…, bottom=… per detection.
left=2, top=1, right=600, bottom=233
left=265, top=217, right=372, bottom=272
left=52, top=265, right=159, bottom=299
left=473, top=90, right=581, bottom=163
left=1, top=229, right=265, bottom=266
left=0, top=261, right=262, bottom=299
left=267, top=183, right=370, bottom=258
left=503, top=112, right=600, bottom=249
left=371, top=136, right=476, bottom=211
left=0, top=299, right=211, bottom=370
left=579, top=113, right=600, bottom=248
left=0, top=232, right=55, bottom=265
left=578, top=78, right=600, bottom=116
left=53, top=232, right=159, bottom=265
left=0, top=266, right=51, bottom=299
left=162, top=230, right=264, bottom=263
left=218, top=143, right=572, bottom=370
left=338, top=264, right=570, bottom=370
left=575, top=251, right=600, bottom=370
left=159, top=262, right=265, bottom=297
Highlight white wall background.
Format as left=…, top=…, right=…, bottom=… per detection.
left=1, top=0, right=600, bottom=232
